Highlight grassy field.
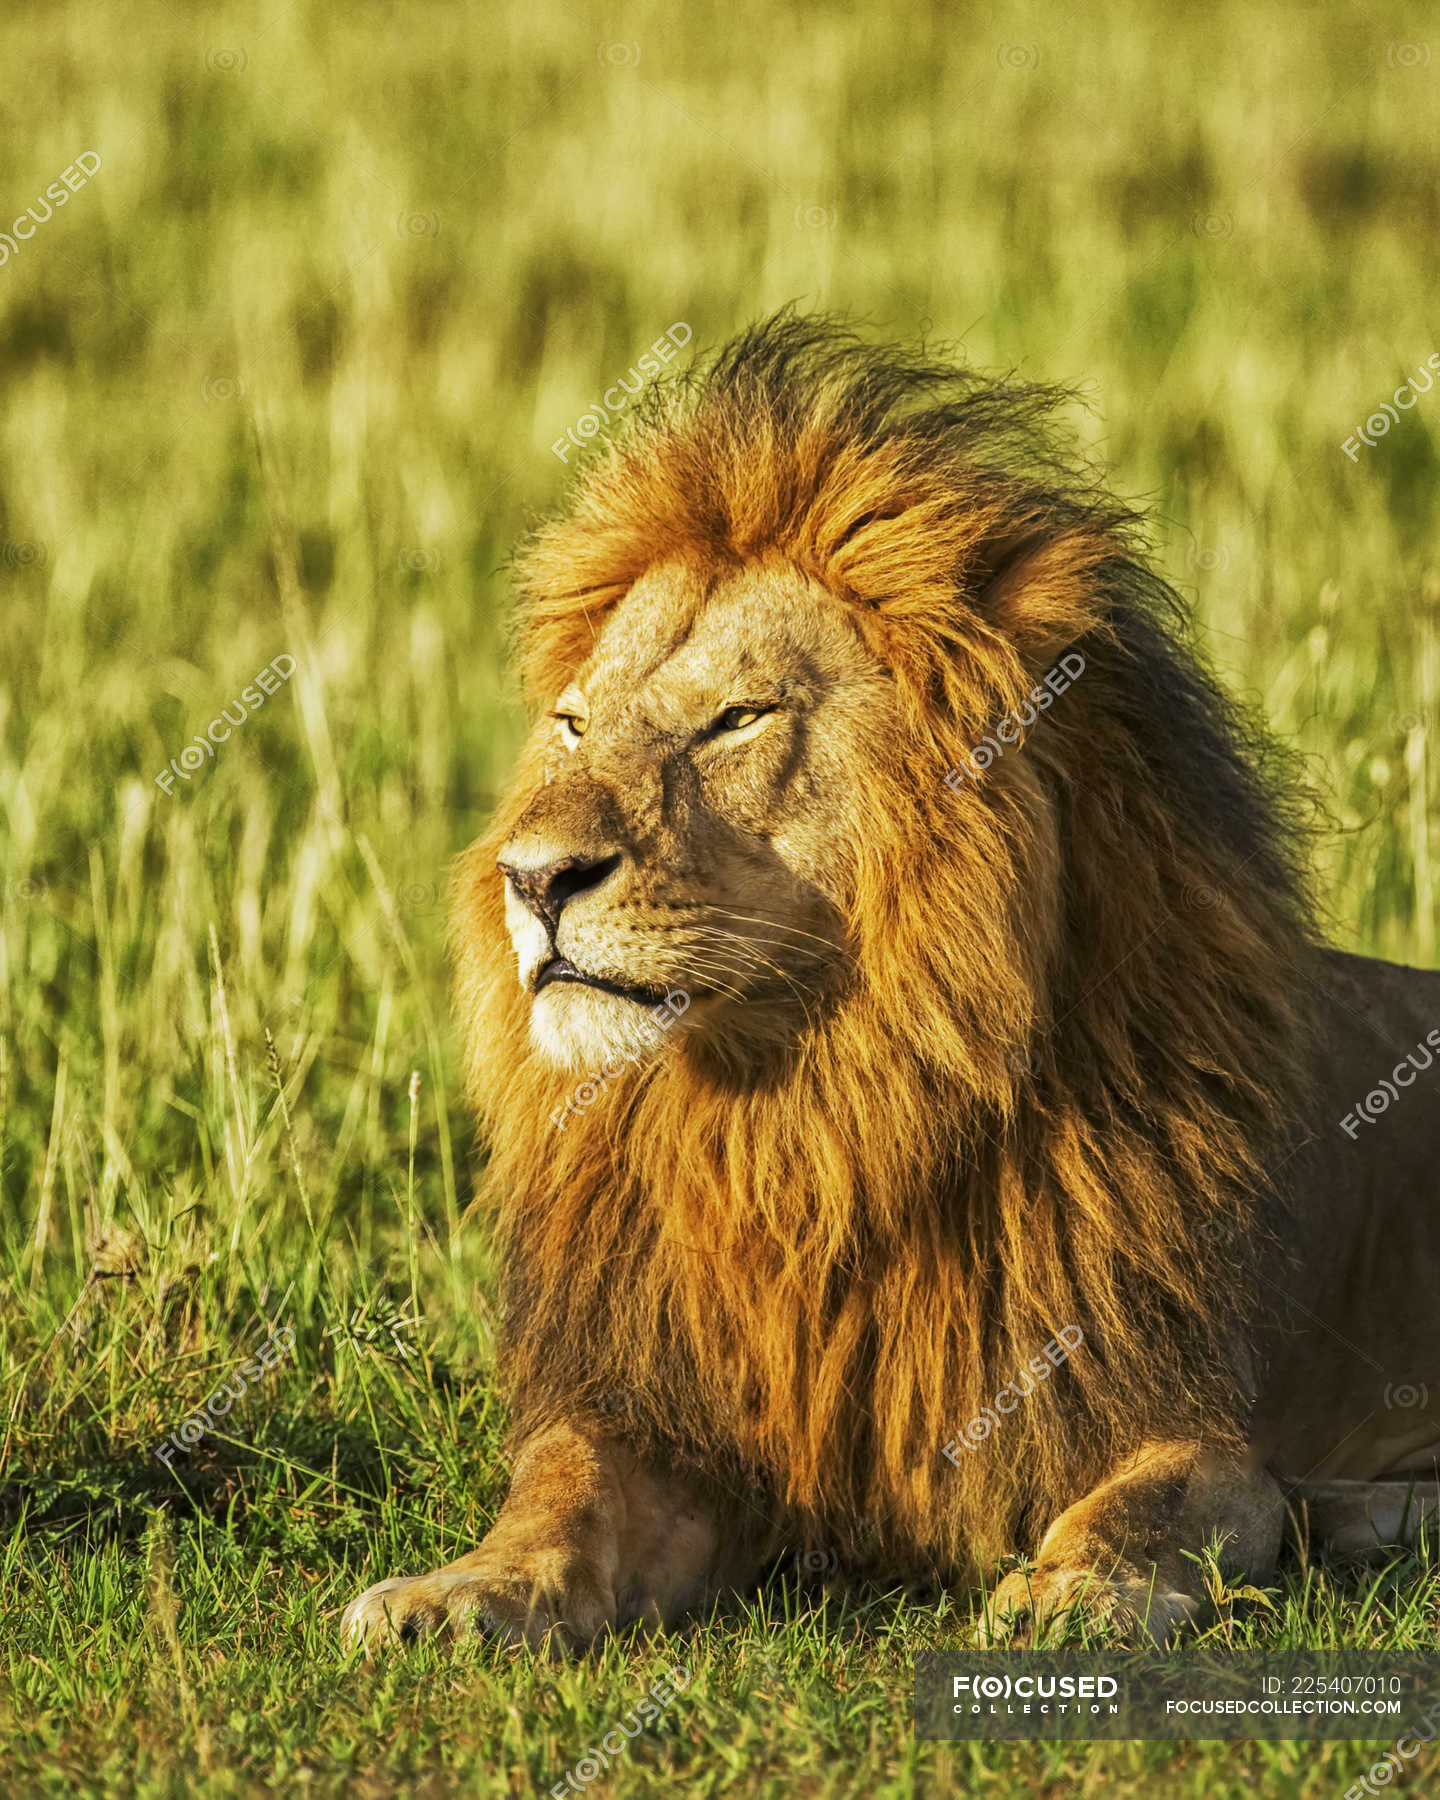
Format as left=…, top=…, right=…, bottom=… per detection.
left=1, top=0, right=1438, bottom=1793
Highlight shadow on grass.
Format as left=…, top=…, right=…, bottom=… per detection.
left=0, top=1408, right=482, bottom=1563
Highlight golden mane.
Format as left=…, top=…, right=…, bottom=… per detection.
left=449, top=313, right=1319, bottom=1574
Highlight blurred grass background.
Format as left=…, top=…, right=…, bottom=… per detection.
left=1, top=0, right=1438, bottom=1794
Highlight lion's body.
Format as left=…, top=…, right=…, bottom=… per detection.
left=1254, top=951, right=1440, bottom=1498
left=342, top=317, right=1440, bottom=1651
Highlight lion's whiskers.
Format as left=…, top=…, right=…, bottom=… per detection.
left=699, top=903, right=842, bottom=957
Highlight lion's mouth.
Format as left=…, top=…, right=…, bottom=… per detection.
left=532, top=956, right=669, bottom=1008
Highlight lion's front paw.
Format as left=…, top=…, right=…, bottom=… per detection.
left=340, top=1555, right=615, bottom=1654
left=976, top=1563, right=1199, bottom=1646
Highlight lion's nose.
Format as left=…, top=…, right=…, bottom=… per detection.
left=497, top=850, right=622, bottom=936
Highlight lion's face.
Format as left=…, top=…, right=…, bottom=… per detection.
left=497, top=559, right=892, bottom=1071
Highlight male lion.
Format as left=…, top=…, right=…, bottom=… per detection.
left=343, top=314, right=1440, bottom=1650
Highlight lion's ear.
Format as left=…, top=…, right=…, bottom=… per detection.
left=963, top=522, right=1114, bottom=668
left=829, top=488, right=1115, bottom=677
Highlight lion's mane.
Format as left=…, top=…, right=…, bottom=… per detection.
left=450, top=314, right=1318, bottom=1573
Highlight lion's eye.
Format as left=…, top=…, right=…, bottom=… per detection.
left=714, top=705, right=769, bottom=733
left=551, top=713, right=587, bottom=745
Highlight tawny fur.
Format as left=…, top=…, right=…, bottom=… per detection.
left=448, top=314, right=1323, bottom=1580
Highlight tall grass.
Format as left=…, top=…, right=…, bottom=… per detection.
left=1, top=0, right=1437, bottom=1793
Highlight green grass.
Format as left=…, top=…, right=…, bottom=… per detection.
left=1, top=0, right=1438, bottom=1792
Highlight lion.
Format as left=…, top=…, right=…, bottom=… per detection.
left=342, top=313, right=1440, bottom=1652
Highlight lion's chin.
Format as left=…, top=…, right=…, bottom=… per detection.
left=527, top=982, right=677, bottom=1075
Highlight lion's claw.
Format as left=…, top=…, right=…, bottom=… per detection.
left=341, top=1559, right=615, bottom=1654
left=975, top=1564, right=1199, bottom=1646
